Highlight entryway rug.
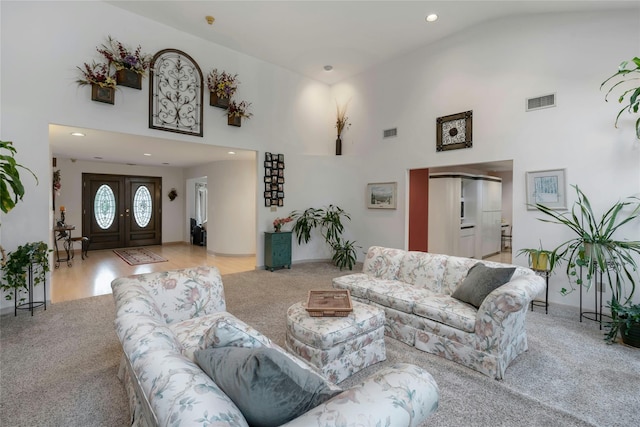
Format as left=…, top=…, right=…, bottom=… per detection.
left=113, top=247, right=168, bottom=265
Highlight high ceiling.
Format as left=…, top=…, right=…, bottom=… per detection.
left=51, top=1, right=637, bottom=168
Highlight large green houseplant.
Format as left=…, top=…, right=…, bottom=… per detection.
left=601, top=56, right=640, bottom=139
left=289, top=205, right=360, bottom=270
left=531, top=185, right=640, bottom=344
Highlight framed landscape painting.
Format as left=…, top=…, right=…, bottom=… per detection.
left=526, top=168, right=567, bottom=210
left=366, top=182, right=397, bottom=209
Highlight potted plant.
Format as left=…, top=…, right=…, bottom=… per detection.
left=606, top=299, right=640, bottom=347
left=97, top=35, right=151, bottom=89
left=516, top=241, right=557, bottom=271
left=76, top=61, right=117, bottom=104
left=600, top=56, right=640, bottom=139
left=1, top=241, right=51, bottom=308
left=532, top=185, right=640, bottom=343
left=273, top=216, right=292, bottom=232
left=335, top=101, right=351, bottom=155
left=207, top=68, right=239, bottom=108
left=226, top=100, right=252, bottom=127
left=290, top=205, right=360, bottom=270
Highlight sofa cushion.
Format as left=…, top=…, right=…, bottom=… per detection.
left=440, top=256, right=480, bottom=295
left=366, top=281, right=438, bottom=314
left=413, top=295, right=477, bottom=333
left=397, top=251, right=448, bottom=292
left=332, top=273, right=374, bottom=299
left=362, top=246, right=405, bottom=280
left=451, top=263, right=516, bottom=308
left=194, top=347, right=341, bottom=427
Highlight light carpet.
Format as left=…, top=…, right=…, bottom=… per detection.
left=1, top=262, right=638, bottom=427
left=113, top=247, right=167, bottom=265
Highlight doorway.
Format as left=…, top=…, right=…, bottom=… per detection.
left=82, top=173, right=162, bottom=250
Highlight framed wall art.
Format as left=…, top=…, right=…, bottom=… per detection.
left=526, top=168, right=567, bottom=210
left=264, top=152, right=285, bottom=207
left=149, top=49, right=204, bottom=137
left=366, top=182, right=397, bottom=209
left=436, top=110, right=473, bottom=152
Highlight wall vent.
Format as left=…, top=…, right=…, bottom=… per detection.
left=383, top=127, right=398, bottom=138
left=526, top=93, right=556, bottom=111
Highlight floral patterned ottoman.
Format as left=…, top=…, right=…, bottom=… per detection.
left=286, top=300, right=386, bottom=383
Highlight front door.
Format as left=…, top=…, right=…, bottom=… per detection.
left=82, top=174, right=162, bottom=250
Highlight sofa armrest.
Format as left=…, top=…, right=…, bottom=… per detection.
left=474, top=275, right=545, bottom=344
left=111, top=266, right=226, bottom=324
left=282, top=363, right=439, bottom=427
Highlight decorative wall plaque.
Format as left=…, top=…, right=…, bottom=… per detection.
left=149, top=49, right=203, bottom=137
left=436, top=110, right=473, bottom=152
left=264, top=152, right=285, bottom=207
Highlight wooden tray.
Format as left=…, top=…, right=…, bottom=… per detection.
left=306, top=290, right=353, bottom=317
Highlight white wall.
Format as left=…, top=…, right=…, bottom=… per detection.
left=2, top=3, right=639, bottom=311
left=330, top=9, right=640, bottom=307
left=0, top=1, right=339, bottom=309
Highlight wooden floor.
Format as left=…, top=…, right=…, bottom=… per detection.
left=51, top=243, right=256, bottom=303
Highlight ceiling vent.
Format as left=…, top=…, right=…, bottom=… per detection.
left=526, top=93, right=556, bottom=112
left=383, top=127, right=398, bottom=138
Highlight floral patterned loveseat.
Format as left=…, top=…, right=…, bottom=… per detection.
left=333, top=247, right=545, bottom=380
left=111, top=266, right=440, bottom=427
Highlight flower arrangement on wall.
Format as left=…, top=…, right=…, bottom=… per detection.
left=97, top=35, right=152, bottom=76
left=207, top=69, right=239, bottom=100
left=76, top=36, right=151, bottom=103
left=226, top=100, right=253, bottom=127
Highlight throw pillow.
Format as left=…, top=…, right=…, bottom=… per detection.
left=451, top=263, right=516, bottom=308
left=194, top=347, right=341, bottom=427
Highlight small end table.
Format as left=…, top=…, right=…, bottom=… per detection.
left=531, top=269, right=550, bottom=314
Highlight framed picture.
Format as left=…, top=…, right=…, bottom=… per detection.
left=366, top=182, right=397, bottom=209
left=265, top=152, right=272, bottom=161
left=265, top=198, right=272, bottom=207
left=264, top=176, right=272, bottom=183
left=436, top=110, right=473, bottom=152
left=526, top=169, right=567, bottom=210
left=278, top=154, right=284, bottom=162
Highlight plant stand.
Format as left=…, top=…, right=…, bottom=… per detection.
left=14, top=264, right=46, bottom=316
left=579, top=264, right=613, bottom=330
left=530, top=269, right=550, bottom=314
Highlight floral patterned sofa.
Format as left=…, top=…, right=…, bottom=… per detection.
left=333, top=247, right=545, bottom=380
left=111, top=266, right=440, bottom=427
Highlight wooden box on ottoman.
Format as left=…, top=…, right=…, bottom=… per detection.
left=286, top=300, right=386, bottom=383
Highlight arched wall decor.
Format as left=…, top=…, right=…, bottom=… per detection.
left=149, top=49, right=204, bottom=137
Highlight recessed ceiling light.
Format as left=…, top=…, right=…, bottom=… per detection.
left=93, top=156, right=103, bottom=160
left=323, top=65, right=333, bottom=72
left=143, top=153, right=152, bottom=156
left=70, top=132, right=85, bottom=137
left=228, top=151, right=236, bottom=155
left=425, top=14, right=438, bottom=22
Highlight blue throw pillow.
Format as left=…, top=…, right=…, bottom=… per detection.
left=451, top=263, right=516, bottom=308
left=194, top=347, right=341, bottom=427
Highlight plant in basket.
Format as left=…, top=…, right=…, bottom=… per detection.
left=97, top=35, right=151, bottom=75
left=76, top=61, right=116, bottom=88
left=207, top=69, right=239, bottom=98
left=226, top=100, right=253, bottom=127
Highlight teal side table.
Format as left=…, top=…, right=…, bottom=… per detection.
left=264, top=231, right=292, bottom=272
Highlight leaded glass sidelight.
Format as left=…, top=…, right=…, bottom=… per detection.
left=94, top=185, right=116, bottom=229
left=133, top=186, right=152, bottom=228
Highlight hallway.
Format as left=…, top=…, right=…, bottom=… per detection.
left=51, top=243, right=256, bottom=303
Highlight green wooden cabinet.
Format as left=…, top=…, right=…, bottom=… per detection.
left=264, top=231, right=292, bottom=271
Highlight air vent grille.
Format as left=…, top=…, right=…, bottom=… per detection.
left=383, top=128, right=398, bottom=138
left=526, top=93, right=556, bottom=111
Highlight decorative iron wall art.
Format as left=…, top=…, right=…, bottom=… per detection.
left=264, top=152, right=285, bottom=207
left=149, top=49, right=203, bottom=137
left=436, top=110, right=473, bottom=152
